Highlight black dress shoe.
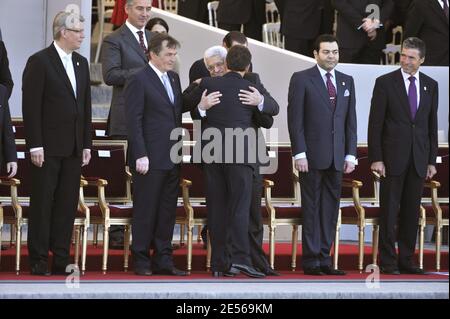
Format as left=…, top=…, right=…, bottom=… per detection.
left=303, top=267, right=325, bottom=276
left=231, top=264, right=265, bottom=278
left=153, top=267, right=188, bottom=276
left=134, top=269, right=153, bottom=276
left=30, top=263, right=51, bottom=276
left=320, top=266, right=347, bottom=276
left=262, top=267, right=281, bottom=276
left=380, top=266, right=400, bottom=275
left=399, top=266, right=425, bottom=275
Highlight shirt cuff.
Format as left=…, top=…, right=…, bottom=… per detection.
left=197, top=106, right=207, bottom=117
left=30, top=147, right=43, bottom=153
left=294, top=152, right=306, bottom=160
left=257, top=96, right=265, bottom=112
left=345, top=155, right=357, bottom=165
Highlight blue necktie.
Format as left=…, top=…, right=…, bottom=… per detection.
left=408, top=76, right=417, bottom=120
left=162, top=73, right=174, bottom=104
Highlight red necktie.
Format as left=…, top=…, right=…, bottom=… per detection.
left=326, top=72, right=337, bottom=111
left=136, top=31, right=148, bottom=54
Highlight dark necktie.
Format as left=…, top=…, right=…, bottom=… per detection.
left=443, top=0, right=449, bottom=19
left=326, top=72, right=337, bottom=111
left=136, top=31, right=148, bottom=54
left=408, top=76, right=418, bottom=120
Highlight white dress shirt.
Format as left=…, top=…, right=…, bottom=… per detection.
left=125, top=20, right=148, bottom=48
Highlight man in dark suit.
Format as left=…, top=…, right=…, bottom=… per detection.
left=189, top=31, right=251, bottom=84
left=102, top=0, right=153, bottom=137
left=0, top=40, right=13, bottom=99
left=22, top=11, right=92, bottom=276
left=193, top=45, right=268, bottom=278
left=333, top=0, right=394, bottom=64
left=125, top=33, right=189, bottom=276
left=0, top=84, right=16, bottom=178
left=178, top=0, right=210, bottom=24
left=368, top=37, right=438, bottom=274
left=281, top=0, right=334, bottom=57
left=101, top=0, right=153, bottom=248
left=404, top=0, right=449, bottom=66
left=183, top=45, right=280, bottom=276
left=217, top=0, right=266, bottom=41
left=288, top=34, right=357, bottom=276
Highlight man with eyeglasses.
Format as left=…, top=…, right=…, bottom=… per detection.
left=22, top=11, right=92, bottom=276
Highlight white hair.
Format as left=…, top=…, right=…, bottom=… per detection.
left=203, top=46, right=227, bottom=63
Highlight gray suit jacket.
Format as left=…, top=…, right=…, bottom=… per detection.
left=287, top=66, right=357, bottom=171
left=101, top=24, right=152, bottom=136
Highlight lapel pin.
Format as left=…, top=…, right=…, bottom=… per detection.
left=76, top=62, right=79, bottom=66
left=424, top=86, right=427, bottom=91
left=342, top=82, right=345, bottom=86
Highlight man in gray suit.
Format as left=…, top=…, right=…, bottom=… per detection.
left=101, top=0, right=153, bottom=137
left=287, top=34, right=357, bottom=276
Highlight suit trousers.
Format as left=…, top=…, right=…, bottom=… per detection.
left=27, top=155, right=81, bottom=270
left=284, top=37, right=315, bottom=58
left=205, top=163, right=253, bottom=271
left=299, top=167, right=342, bottom=269
left=131, top=167, right=179, bottom=271
left=379, top=158, right=425, bottom=268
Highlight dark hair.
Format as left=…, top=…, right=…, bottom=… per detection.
left=146, top=17, right=169, bottom=33
left=148, top=33, right=180, bottom=57
left=313, top=34, right=338, bottom=52
left=222, top=31, right=248, bottom=49
left=226, top=45, right=252, bottom=72
left=402, top=37, right=426, bottom=58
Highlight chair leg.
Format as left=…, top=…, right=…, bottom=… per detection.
left=436, top=225, right=442, bottom=272
left=15, top=224, right=21, bottom=275
left=269, top=225, right=276, bottom=270
left=291, top=225, right=298, bottom=271
left=102, top=226, right=109, bottom=274
left=206, top=230, right=212, bottom=271
left=74, top=226, right=81, bottom=268
left=418, top=222, right=425, bottom=270
left=81, top=224, right=88, bottom=275
left=124, top=225, right=131, bottom=272
left=358, top=226, right=365, bottom=273
left=187, top=224, right=193, bottom=273
left=372, top=225, right=379, bottom=266
left=333, top=223, right=340, bottom=270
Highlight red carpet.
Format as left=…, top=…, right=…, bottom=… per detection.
left=0, top=242, right=447, bottom=280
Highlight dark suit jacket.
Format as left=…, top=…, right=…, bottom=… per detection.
left=198, top=72, right=264, bottom=166
left=281, top=0, right=326, bottom=40
left=368, top=69, right=438, bottom=177
left=217, top=0, right=266, bottom=25
left=22, top=44, right=92, bottom=157
left=404, top=0, right=449, bottom=66
left=0, top=84, right=16, bottom=166
left=0, top=41, right=13, bottom=98
left=178, top=0, right=210, bottom=23
left=102, top=25, right=153, bottom=136
left=332, top=0, right=394, bottom=50
left=125, top=65, right=189, bottom=170
left=288, top=66, right=357, bottom=171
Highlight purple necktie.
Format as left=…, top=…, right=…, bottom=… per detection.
left=136, top=31, right=148, bottom=55
left=408, top=76, right=417, bottom=120
left=326, top=72, right=337, bottom=111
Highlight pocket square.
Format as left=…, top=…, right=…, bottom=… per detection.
left=344, top=89, right=350, bottom=97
